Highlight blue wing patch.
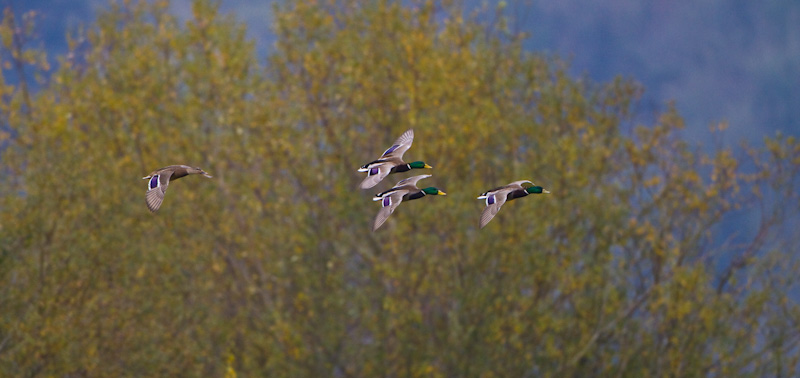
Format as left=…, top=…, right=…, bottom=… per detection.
left=149, top=175, right=160, bottom=190
left=382, top=197, right=392, bottom=207
left=369, top=168, right=379, bottom=176
left=382, top=144, right=400, bottom=156
left=487, top=194, right=495, bottom=205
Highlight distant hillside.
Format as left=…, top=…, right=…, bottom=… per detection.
left=513, top=0, right=800, bottom=142
left=13, top=0, right=800, bottom=143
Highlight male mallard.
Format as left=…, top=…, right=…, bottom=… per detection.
left=142, top=165, right=213, bottom=213
left=358, top=129, right=432, bottom=189
left=477, top=180, right=550, bottom=228
left=372, top=174, right=446, bottom=231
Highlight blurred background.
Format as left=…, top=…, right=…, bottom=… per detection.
left=1, top=0, right=799, bottom=376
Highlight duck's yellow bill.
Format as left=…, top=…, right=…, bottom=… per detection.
left=438, top=190, right=447, bottom=195
left=424, top=164, right=433, bottom=169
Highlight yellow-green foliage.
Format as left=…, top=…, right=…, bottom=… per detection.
left=1, top=0, right=799, bottom=376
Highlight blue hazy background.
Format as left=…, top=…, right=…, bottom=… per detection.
left=10, top=0, right=799, bottom=146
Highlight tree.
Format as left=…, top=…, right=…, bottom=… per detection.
left=1, top=0, right=799, bottom=376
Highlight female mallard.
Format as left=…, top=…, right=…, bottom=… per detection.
left=372, top=174, right=446, bottom=231
left=358, top=129, right=432, bottom=189
left=477, top=180, right=550, bottom=228
left=142, top=165, right=213, bottom=213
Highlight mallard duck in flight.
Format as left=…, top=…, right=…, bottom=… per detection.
left=372, top=174, right=446, bottom=231
left=142, top=165, right=213, bottom=213
left=477, top=180, right=550, bottom=228
left=358, top=129, right=432, bottom=189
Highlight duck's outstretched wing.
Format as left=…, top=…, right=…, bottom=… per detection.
left=373, top=191, right=407, bottom=231
left=478, top=186, right=517, bottom=229
left=145, top=171, right=174, bottom=213
left=381, top=129, right=414, bottom=159
left=507, top=180, right=534, bottom=189
left=394, top=174, right=431, bottom=188
left=359, top=163, right=394, bottom=189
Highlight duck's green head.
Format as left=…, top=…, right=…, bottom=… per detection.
left=526, top=186, right=550, bottom=194
left=409, top=161, right=433, bottom=169
left=422, top=187, right=446, bottom=196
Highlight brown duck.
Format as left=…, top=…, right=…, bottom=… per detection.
left=142, top=165, right=213, bottom=213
